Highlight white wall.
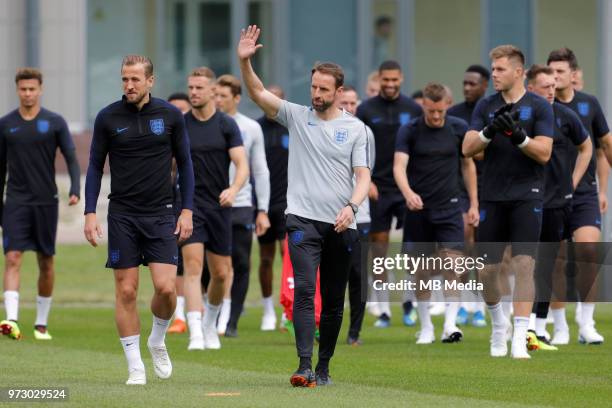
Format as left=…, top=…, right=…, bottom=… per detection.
left=0, top=0, right=27, bottom=115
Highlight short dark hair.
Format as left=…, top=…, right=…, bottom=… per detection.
left=526, top=64, right=554, bottom=83
left=466, top=64, right=490, bottom=81
left=167, top=92, right=190, bottom=103
left=547, top=47, right=579, bottom=71
left=122, top=55, right=154, bottom=77
left=411, top=90, right=423, bottom=99
left=379, top=60, right=402, bottom=73
left=217, top=74, right=242, bottom=96
left=422, top=82, right=448, bottom=103
left=311, top=62, right=344, bottom=89
left=343, top=85, right=357, bottom=94
left=15, top=67, right=43, bottom=84
left=375, top=16, right=392, bottom=27
left=489, top=45, right=525, bottom=66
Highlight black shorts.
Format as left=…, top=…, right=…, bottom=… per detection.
left=182, top=207, right=232, bottom=256
left=2, top=202, right=58, bottom=256
left=477, top=200, right=543, bottom=263
left=569, top=192, right=601, bottom=234
left=402, top=206, right=464, bottom=255
left=258, top=206, right=287, bottom=244
left=232, top=206, right=255, bottom=228
left=370, top=190, right=406, bottom=233
left=459, top=193, right=471, bottom=214
left=106, top=212, right=178, bottom=269
left=541, top=206, right=571, bottom=242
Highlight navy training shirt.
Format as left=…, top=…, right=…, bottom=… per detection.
left=85, top=96, right=194, bottom=216
left=556, top=91, right=610, bottom=196
left=544, top=103, right=589, bottom=209
left=258, top=115, right=289, bottom=211
left=395, top=116, right=468, bottom=209
left=469, top=91, right=554, bottom=202
left=356, top=94, right=422, bottom=192
left=0, top=108, right=80, bottom=211
left=185, top=110, right=243, bottom=210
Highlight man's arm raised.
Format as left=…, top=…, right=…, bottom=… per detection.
left=237, top=25, right=282, bottom=118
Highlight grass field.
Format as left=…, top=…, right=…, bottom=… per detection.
left=1, top=244, right=611, bottom=407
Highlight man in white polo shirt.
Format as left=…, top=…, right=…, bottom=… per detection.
left=238, top=25, right=371, bottom=388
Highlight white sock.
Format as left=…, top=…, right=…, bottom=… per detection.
left=581, top=303, right=595, bottom=327
left=378, top=290, right=391, bottom=317
left=35, top=296, right=52, bottom=327
left=501, top=295, right=513, bottom=319
left=175, top=296, right=186, bottom=321
left=535, top=318, right=547, bottom=337
left=417, top=300, right=433, bottom=330
left=120, top=335, right=145, bottom=372
left=552, top=307, right=568, bottom=330
left=203, top=301, right=221, bottom=329
left=487, top=303, right=506, bottom=328
left=513, top=316, right=529, bottom=345
left=186, top=311, right=203, bottom=340
left=148, top=315, right=170, bottom=346
left=528, top=313, right=536, bottom=332
left=444, top=298, right=459, bottom=331
left=217, top=298, right=231, bottom=331
left=262, top=296, right=275, bottom=316
left=4, top=290, right=19, bottom=321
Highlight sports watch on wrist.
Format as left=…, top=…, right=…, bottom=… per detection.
left=346, top=201, right=359, bottom=215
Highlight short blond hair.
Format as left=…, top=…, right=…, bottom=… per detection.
left=189, top=67, right=216, bottom=81
left=122, top=55, right=154, bottom=77
left=217, top=74, right=241, bottom=96
left=489, top=45, right=525, bottom=66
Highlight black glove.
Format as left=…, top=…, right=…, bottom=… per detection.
left=481, top=104, right=514, bottom=140
left=498, top=111, right=528, bottom=146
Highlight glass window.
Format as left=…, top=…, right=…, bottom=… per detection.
left=198, top=2, right=231, bottom=76
left=371, top=0, right=399, bottom=70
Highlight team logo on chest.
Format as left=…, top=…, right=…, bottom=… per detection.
left=334, top=128, right=349, bottom=144
left=519, top=106, right=532, bottom=121
left=37, top=119, right=50, bottom=134
left=281, top=134, right=289, bottom=150
left=150, top=118, right=165, bottom=135
left=399, top=113, right=411, bottom=125
left=577, top=102, right=590, bottom=117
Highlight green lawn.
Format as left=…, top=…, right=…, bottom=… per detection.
left=1, top=244, right=611, bottom=407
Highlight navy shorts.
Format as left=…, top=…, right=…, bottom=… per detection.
left=257, top=206, right=287, bottom=244
left=370, top=190, right=406, bottom=233
left=182, top=207, right=232, bottom=256
left=106, top=212, right=178, bottom=269
left=541, top=206, right=571, bottom=242
left=402, top=206, right=464, bottom=255
left=477, top=200, right=543, bottom=263
left=569, top=192, right=601, bottom=234
left=2, top=202, right=58, bottom=256
left=459, top=193, right=471, bottom=214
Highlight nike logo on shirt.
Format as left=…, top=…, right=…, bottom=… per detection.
left=116, top=127, right=129, bottom=134
left=9, top=127, right=19, bottom=133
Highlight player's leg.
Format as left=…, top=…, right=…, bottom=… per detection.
left=347, top=223, right=369, bottom=345
left=34, top=253, right=54, bottom=339
left=258, top=208, right=284, bottom=330
left=1, top=251, right=23, bottom=339
left=315, top=224, right=355, bottom=386
left=182, top=243, right=205, bottom=349
left=168, top=260, right=187, bottom=333
left=287, top=215, right=322, bottom=387
left=457, top=199, right=474, bottom=326
left=550, top=239, right=570, bottom=344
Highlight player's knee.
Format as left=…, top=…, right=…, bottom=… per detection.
left=116, top=285, right=138, bottom=305
left=5, top=252, right=22, bottom=270
left=260, top=256, right=274, bottom=269
left=154, top=283, right=175, bottom=300
left=183, top=259, right=203, bottom=276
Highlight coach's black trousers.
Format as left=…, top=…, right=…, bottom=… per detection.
left=348, top=223, right=369, bottom=339
left=228, top=207, right=255, bottom=329
left=287, top=214, right=358, bottom=363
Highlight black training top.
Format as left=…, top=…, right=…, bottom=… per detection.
left=0, top=108, right=80, bottom=213
left=395, top=116, right=468, bottom=209
left=448, top=100, right=479, bottom=124
left=85, top=96, right=194, bottom=216
left=185, top=110, right=243, bottom=211
left=555, top=91, right=610, bottom=197
left=258, top=115, right=289, bottom=211
left=469, top=91, right=554, bottom=202
left=356, top=94, right=422, bottom=192
left=544, top=103, right=589, bottom=209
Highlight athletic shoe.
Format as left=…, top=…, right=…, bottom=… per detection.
left=261, top=313, right=277, bottom=331
left=416, top=327, right=435, bottom=344
left=456, top=307, right=469, bottom=326
left=374, top=313, right=391, bottom=328
left=551, top=327, right=570, bottom=345
left=471, top=311, right=487, bottom=328
left=168, top=319, right=186, bottom=334
left=33, top=325, right=52, bottom=340
left=315, top=369, right=333, bottom=386
left=490, top=318, right=510, bottom=357
left=290, top=368, right=316, bottom=388
left=203, top=325, right=221, bottom=349
left=403, top=309, right=418, bottom=327
left=187, top=336, right=205, bottom=351
left=0, top=320, right=21, bottom=340
left=536, top=335, right=558, bottom=351
left=346, top=335, right=362, bottom=346
left=578, top=324, right=604, bottom=345
left=366, top=301, right=381, bottom=317
left=125, top=368, right=146, bottom=385
left=441, top=327, right=463, bottom=343
left=224, top=325, right=238, bottom=338
left=526, top=331, right=540, bottom=351
left=511, top=339, right=531, bottom=359
left=147, top=341, right=172, bottom=379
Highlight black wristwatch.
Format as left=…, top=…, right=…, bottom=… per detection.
left=346, top=201, right=359, bottom=215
